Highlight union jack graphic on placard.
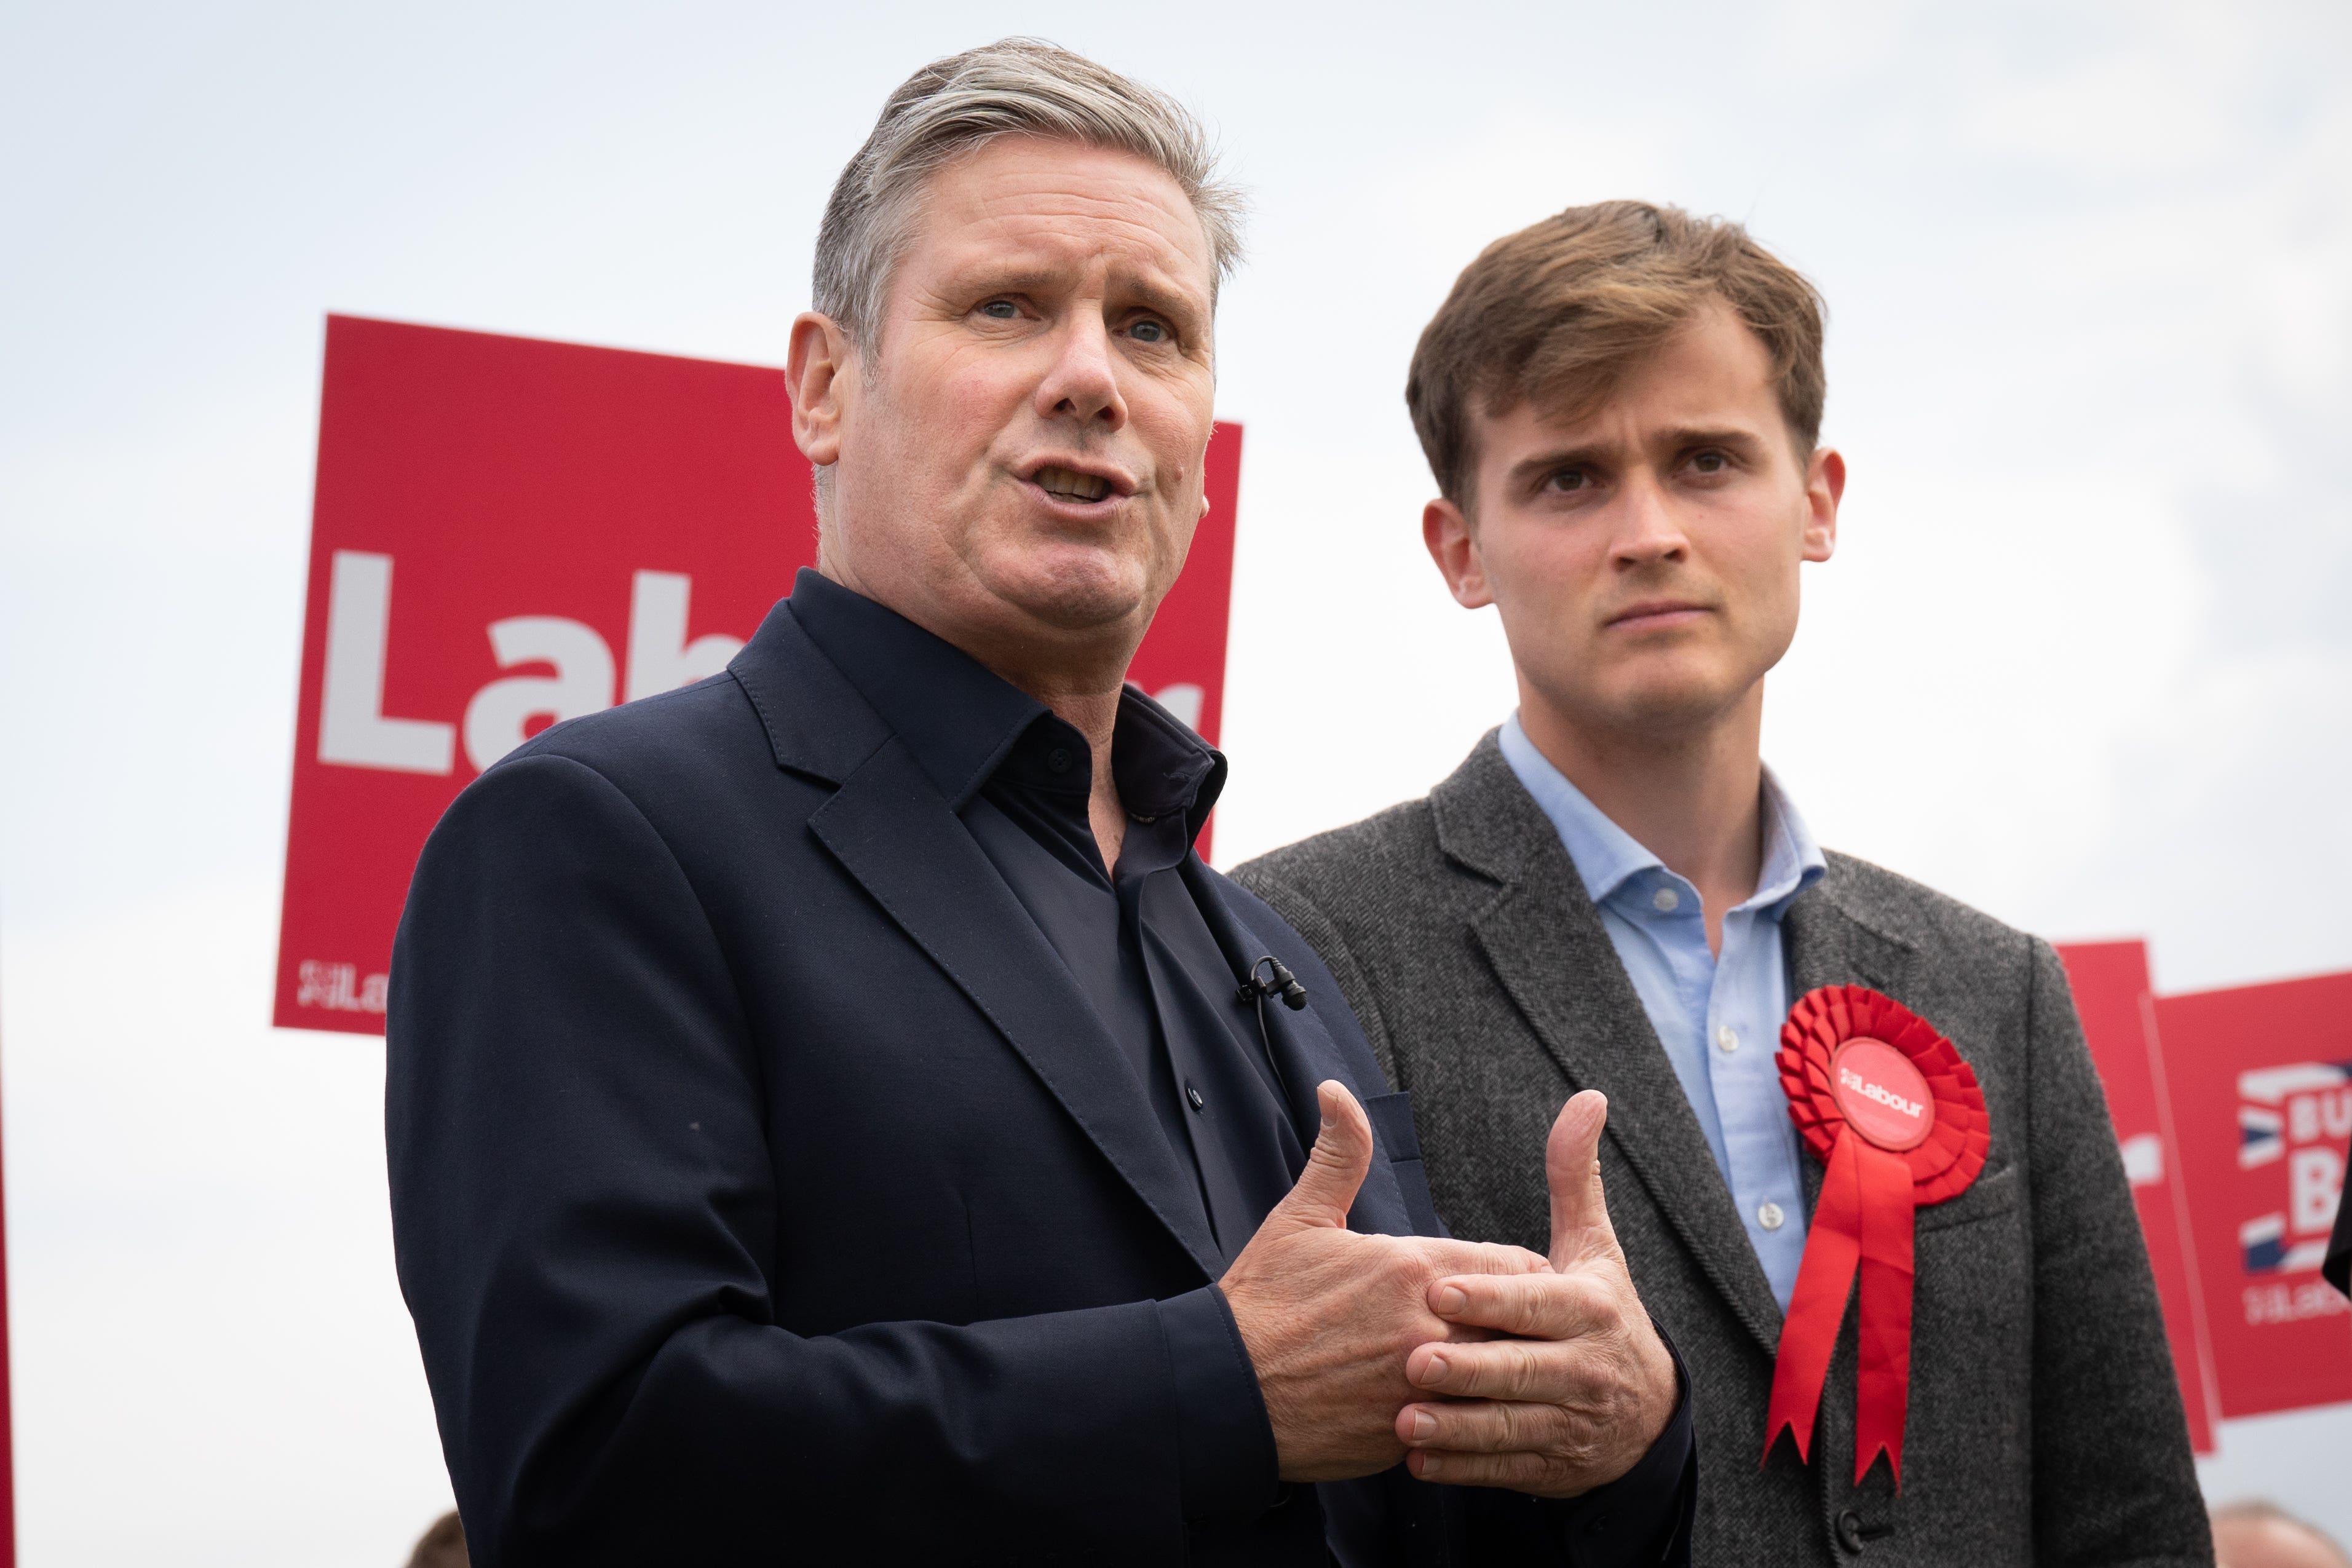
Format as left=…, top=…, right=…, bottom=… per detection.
left=2156, top=973, right=2352, bottom=1419
left=2238, top=1212, right=2328, bottom=1275
left=2232, top=1060, right=2352, bottom=1274
left=2238, top=1104, right=2283, bottom=1169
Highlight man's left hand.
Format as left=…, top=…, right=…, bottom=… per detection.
left=1394, top=1089, right=1679, bottom=1496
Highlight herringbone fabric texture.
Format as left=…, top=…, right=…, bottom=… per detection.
left=1234, top=733, right=2212, bottom=1568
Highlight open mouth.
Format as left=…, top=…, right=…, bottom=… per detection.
left=1032, top=465, right=1115, bottom=505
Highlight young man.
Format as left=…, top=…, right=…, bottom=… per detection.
left=1235, top=203, right=2213, bottom=1565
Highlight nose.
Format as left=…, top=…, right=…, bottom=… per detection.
left=1031, top=309, right=1128, bottom=434
left=1610, top=470, right=1689, bottom=568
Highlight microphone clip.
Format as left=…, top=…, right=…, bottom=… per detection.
left=1238, top=956, right=1309, bottom=1012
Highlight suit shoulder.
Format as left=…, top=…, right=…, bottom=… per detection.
left=1818, top=849, right=2037, bottom=965
left=491, top=677, right=766, bottom=790
left=506, top=671, right=762, bottom=775
left=1230, top=797, right=1444, bottom=913
left=446, top=671, right=799, bottom=844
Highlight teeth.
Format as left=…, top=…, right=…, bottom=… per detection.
left=1036, top=465, right=1111, bottom=502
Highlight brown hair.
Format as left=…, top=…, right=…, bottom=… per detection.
left=405, top=1511, right=470, bottom=1568
left=1406, top=200, right=1827, bottom=505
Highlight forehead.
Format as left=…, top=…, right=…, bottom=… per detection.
left=1489, top=302, right=1781, bottom=451
left=900, top=135, right=1214, bottom=299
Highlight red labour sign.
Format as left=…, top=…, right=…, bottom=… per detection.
left=274, top=315, right=1245, bottom=1035
left=2152, top=972, right=2352, bottom=1417
left=2054, top=941, right=2218, bottom=1452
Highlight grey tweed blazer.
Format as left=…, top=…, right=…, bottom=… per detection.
left=1233, top=734, right=2211, bottom=1568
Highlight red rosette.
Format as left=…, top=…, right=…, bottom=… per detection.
left=1763, top=984, right=1990, bottom=1490
left=1777, top=984, right=1990, bottom=1204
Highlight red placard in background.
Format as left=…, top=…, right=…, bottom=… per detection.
left=2153, top=972, right=2352, bottom=1417
left=2055, top=941, right=2218, bottom=1452
left=274, top=315, right=1243, bottom=1035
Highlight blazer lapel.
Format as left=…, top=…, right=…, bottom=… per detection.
left=1184, top=861, right=1415, bottom=1239
left=1432, top=736, right=1789, bottom=1355
left=735, top=600, right=1227, bottom=1282
left=1780, top=872, right=1919, bottom=1216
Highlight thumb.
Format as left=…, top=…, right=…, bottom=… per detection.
left=1261, top=1080, right=1375, bottom=1237
left=1547, top=1089, right=1621, bottom=1269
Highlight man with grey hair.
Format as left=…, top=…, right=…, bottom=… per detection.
left=389, top=39, right=1695, bottom=1567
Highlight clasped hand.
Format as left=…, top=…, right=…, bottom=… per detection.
left=1220, top=1083, right=1676, bottom=1498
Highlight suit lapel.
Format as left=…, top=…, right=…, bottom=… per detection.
left=1185, top=861, right=1414, bottom=1239
left=1780, top=872, right=1918, bottom=1215
left=785, top=714, right=1225, bottom=1283
left=1433, top=737, right=1789, bottom=1354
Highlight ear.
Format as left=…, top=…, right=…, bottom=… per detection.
left=788, top=312, right=855, bottom=468
left=1802, top=446, right=1844, bottom=564
left=1423, top=497, right=1494, bottom=609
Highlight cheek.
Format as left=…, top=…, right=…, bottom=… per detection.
left=1713, top=532, right=1805, bottom=652
left=884, top=346, right=1032, bottom=472
left=1487, top=524, right=1604, bottom=608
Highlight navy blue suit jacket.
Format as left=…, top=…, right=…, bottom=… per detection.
left=389, top=596, right=1485, bottom=1565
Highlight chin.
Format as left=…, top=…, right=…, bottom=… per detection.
left=1592, top=669, right=1745, bottom=736
left=988, top=555, right=1153, bottom=636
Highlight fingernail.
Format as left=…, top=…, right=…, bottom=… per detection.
left=1409, top=1411, right=1436, bottom=1441
left=1419, top=1453, right=1444, bottom=1479
left=1417, top=1351, right=1448, bottom=1384
left=1431, top=1283, right=1467, bottom=1316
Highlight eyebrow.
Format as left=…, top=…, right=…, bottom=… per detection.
left=1504, top=425, right=1765, bottom=486
left=1119, top=272, right=1208, bottom=329
left=943, top=259, right=1208, bottom=331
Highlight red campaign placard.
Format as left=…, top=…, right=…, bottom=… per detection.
left=2054, top=941, right=2217, bottom=1452
left=275, top=315, right=1244, bottom=1035
left=2152, top=972, right=2352, bottom=1418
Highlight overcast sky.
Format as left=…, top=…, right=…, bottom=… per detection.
left=4, top=1, right=2349, bottom=1562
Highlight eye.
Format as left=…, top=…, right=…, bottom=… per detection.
left=978, top=299, right=1019, bottom=320
left=1543, top=469, right=1589, bottom=493
left=1690, top=449, right=1728, bottom=474
left=1128, top=317, right=1168, bottom=344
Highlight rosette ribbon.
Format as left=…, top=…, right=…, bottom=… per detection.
left=1764, top=984, right=1989, bottom=1487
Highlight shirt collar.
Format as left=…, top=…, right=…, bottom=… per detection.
left=785, top=568, right=1224, bottom=832
left=1497, top=713, right=1824, bottom=917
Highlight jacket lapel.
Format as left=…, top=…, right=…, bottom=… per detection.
left=1432, top=736, right=1789, bottom=1354
left=1184, top=861, right=1416, bottom=1240
left=731, top=601, right=1225, bottom=1281
left=1780, top=871, right=1919, bottom=1216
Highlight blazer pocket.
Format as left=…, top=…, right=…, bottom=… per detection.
left=1914, top=1161, right=2021, bottom=1234
left=1363, top=1091, right=1444, bottom=1238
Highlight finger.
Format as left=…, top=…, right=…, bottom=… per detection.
left=1406, top=1447, right=1582, bottom=1494
left=1427, top=1269, right=1614, bottom=1340
left=1396, top=1397, right=1567, bottom=1455
left=1257, top=1080, right=1374, bottom=1237
left=1546, top=1089, right=1619, bottom=1269
left=1405, top=1336, right=1583, bottom=1403
left=1411, top=1238, right=1551, bottom=1278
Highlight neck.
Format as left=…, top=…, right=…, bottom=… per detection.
left=816, top=550, right=1138, bottom=871
left=1519, top=680, right=1767, bottom=957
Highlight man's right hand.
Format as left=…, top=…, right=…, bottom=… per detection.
left=1218, top=1080, right=1550, bottom=1483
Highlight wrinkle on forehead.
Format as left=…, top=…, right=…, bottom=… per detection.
left=899, top=138, right=1214, bottom=306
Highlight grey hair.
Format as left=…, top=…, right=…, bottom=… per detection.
left=812, top=38, right=1246, bottom=350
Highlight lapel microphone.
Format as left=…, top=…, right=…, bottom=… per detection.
left=1238, top=956, right=1306, bottom=1114
left=1237, top=956, right=1309, bottom=1011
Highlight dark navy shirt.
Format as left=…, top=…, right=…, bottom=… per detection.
left=791, top=569, right=1303, bottom=1264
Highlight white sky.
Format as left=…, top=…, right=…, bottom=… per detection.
left=3, top=1, right=2348, bottom=1562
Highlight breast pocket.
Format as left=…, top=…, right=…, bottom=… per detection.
left=1914, top=1161, right=2020, bottom=1235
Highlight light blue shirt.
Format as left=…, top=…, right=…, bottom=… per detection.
left=1499, top=715, right=1826, bottom=1307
